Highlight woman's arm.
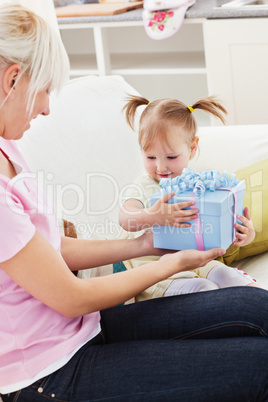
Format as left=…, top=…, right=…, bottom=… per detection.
left=0, top=230, right=224, bottom=319
left=60, top=229, right=159, bottom=271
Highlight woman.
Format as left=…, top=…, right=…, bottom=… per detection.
left=0, top=4, right=267, bottom=402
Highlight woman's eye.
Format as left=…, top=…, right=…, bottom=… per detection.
left=167, top=156, right=178, bottom=160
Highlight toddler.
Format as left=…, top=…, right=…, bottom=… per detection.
left=119, top=95, right=258, bottom=301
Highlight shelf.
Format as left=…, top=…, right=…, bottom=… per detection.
left=68, top=54, right=98, bottom=76
left=68, top=51, right=206, bottom=76
left=62, top=20, right=209, bottom=125
left=58, top=18, right=205, bottom=31
left=111, top=52, right=206, bottom=75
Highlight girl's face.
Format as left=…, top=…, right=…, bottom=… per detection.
left=142, top=126, right=198, bottom=182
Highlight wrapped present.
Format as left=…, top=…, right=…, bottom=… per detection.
left=151, top=168, right=245, bottom=251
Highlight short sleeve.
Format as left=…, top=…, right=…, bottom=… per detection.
left=0, top=184, right=36, bottom=262
left=123, top=175, right=160, bottom=209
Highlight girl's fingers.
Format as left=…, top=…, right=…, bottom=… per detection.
left=173, top=223, right=191, bottom=228
left=237, top=213, right=252, bottom=227
left=243, top=206, right=251, bottom=220
left=160, top=192, right=175, bottom=203
left=174, top=215, right=198, bottom=223
left=235, top=223, right=247, bottom=233
left=235, top=232, right=246, bottom=240
left=181, top=208, right=199, bottom=215
left=233, top=241, right=240, bottom=246
left=172, top=208, right=198, bottom=216
left=174, top=201, right=196, bottom=210
left=236, top=214, right=247, bottom=224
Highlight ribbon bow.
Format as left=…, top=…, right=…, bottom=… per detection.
left=159, top=168, right=239, bottom=198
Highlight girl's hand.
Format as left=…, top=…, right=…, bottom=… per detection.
left=147, top=192, right=198, bottom=228
left=233, top=206, right=255, bottom=247
left=159, top=248, right=226, bottom=275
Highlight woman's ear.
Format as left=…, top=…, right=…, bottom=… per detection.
left=190, top=136, right=199, bottom=159
left=3, top=64, right=22, bottom=98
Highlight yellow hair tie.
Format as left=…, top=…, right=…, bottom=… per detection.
left=147, top=102, right=151, bottom=106
left=187, top=106, right=195, bottom=113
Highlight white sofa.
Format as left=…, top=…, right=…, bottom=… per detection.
left=17, top=75, right=268, bottom=289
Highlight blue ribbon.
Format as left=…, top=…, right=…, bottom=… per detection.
left=159, top=168, right=240, bottom=198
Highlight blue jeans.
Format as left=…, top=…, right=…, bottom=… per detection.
left=3, top=287, right=268, bottom=402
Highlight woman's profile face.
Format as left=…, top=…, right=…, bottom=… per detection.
left=1, top=73, right=50, bottom=141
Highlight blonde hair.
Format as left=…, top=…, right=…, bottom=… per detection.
left=123, top=95, right=227, bottom=151
left=0, top=3, right=69, bottom=113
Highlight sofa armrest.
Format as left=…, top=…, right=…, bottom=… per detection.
left=231, top=252, right=268, bottom=290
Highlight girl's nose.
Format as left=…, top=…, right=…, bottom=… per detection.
left=156, top=160, right=167, bottom=172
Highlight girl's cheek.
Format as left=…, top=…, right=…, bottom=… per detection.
left=145, top=159, right=154, bottom=167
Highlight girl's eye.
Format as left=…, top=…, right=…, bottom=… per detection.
left=167, top=156, right=178, bottom=160
left=147, top=156, right=156, bottom=160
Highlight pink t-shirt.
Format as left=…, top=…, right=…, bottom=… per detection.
left=0, top=138, right=100, bottom=387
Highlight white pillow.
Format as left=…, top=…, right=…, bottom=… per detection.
left=17, top=75, right=143, bottom=239
left=190, top=124, right=268, bottom=173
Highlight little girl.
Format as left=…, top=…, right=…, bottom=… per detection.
left=118, top=95, right=258, bottom=301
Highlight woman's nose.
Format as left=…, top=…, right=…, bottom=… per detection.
left=42, top=101, right=50, bottom=116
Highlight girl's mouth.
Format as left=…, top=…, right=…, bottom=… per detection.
left=158, top=173, right=172, bottom=178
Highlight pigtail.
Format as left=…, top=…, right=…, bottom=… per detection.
left=191, top=96, right=227, bottom=124
left=123, top=94, right=149, bottom=130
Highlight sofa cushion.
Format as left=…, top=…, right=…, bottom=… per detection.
left=190, top=124, right=268, bottom=173
left=216, top=158, right=268, bottom=265
left=232, top=251, right=268, bottom=290
left=17, top=75, right=143, bottom=240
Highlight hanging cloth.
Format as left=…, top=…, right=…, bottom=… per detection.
left=142, top=0, right=195, bottom=40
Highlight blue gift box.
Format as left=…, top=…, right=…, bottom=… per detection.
left=151, top=170, right=245, bottom=251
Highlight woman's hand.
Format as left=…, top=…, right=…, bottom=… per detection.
left=147, top=192, right=198, bottom=228
left=233, top=206, right=255, bottom=247
left=159, top=248, right=226, bottom=275
left=135, top=229, right=174, bottom=257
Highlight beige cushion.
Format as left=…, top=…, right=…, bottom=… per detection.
left=214, top=159, right=268, bottom=266
left=232, top=252, right=268, bottom=290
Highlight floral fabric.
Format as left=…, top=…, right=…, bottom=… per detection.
left=143, top=0, right=195, bottom=40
